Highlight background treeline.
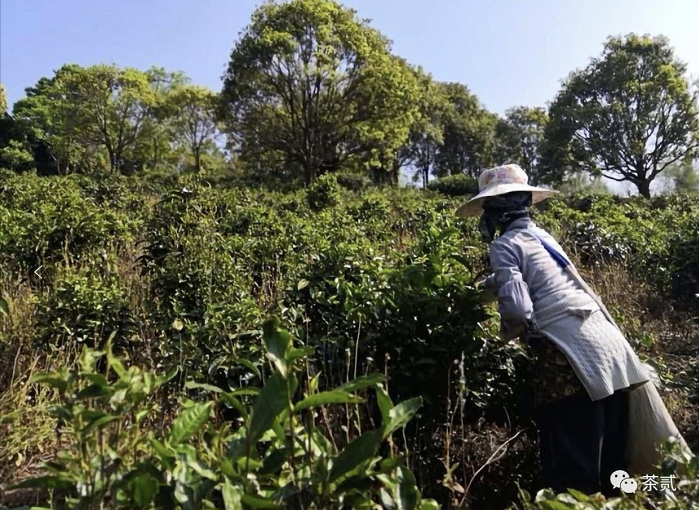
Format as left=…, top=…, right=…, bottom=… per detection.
left=2, top=0, right=699, bottom=195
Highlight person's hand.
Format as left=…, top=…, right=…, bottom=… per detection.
left=476, top=276, right=497, bottom=302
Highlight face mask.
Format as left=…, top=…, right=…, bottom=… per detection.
left=478, top=192, right=533, bottom=243
left=479, top=213, right=497, bottom=243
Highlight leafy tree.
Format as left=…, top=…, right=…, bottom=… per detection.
left=495, top=106, right=549, bottom=185
left=12, top=67, right=82, bottom=174
left=0, top=83, right=36, bottom=172
left=545, top=34, right=699, bottom=198
left=664, top=160, right=699, bottom=194
left=13, top=65, right=156, bottom=174
left=220, top=0, right=420, bottom=184
left=434, top=82, right=498, bottom=178
left=59, top=65, right=155, bottom=173
left=167, top=85, right=220, bottom=173
left=135, top=67, right=189, bottom=172
left=394, top=68, right=446, bottom=188
left=0, top=83, right=7, bottom=113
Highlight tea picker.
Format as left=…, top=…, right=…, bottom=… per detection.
left=456, top=164, right=690, bottom=495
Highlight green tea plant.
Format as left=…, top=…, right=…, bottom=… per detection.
left=16, top=319, right=440, bottom=510
left=510, top=440, right=698, bottom=510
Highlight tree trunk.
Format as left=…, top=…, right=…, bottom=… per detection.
left=194, top=149, right=202, bottom=174
left=303, top=159, right=315, bottom=185
left=637, top=179, right=651, bottom=199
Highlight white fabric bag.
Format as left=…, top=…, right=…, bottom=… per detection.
left=626, top=380, right=691, bottom=475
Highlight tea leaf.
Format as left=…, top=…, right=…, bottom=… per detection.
left=236, top=358, right=261, bottom=379
left=132, top=472, right=159, bottom=509
left=293, top=390, right=363, bottom=412
left=76, top=384, right=112, bottom=400
left=83, top=415, right=119, bottom=435
left=222, top=479, right=243, bottom=510
left=262, top=317, right=291, bottom=376
left=30, top=372, right=68, bottom=392
left=11, top=475, right=73, bottom=490
left=185, top=380, right=224, bottom=393
left=328, top=429, right=382, bottom=482
left=375, top=385, right=394, bottom=427
left=248, top=372, right=291, bottom=445
left=338, top=374, right=386, bottom=393
left=0, top=295, right=9, bottom=317
left=384, top=398, right=422, bottom=438
left=241, top=494, right=282, bottom=509
left=397, top=466, right=419, bottom=510
left=169, top=402, right=212, bottom=446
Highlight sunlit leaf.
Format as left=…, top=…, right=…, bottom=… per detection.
left=248, top=372, right=292, bottom=445
left=328, top=429, right=382, bottom=482
left=169, top=402, right=212, bottom=446
left=293, top=390, right=362, bottom=412
left=384, top=397, right=422, bottom=438
left=338, top=374, right=386, bottom=393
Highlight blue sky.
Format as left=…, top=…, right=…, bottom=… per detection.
left=2, top=0, right=698, bottom=115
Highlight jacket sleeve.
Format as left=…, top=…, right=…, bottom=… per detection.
left=489, top=239, right=534, bottom=341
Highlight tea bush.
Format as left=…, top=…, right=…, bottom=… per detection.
left=36, top=263, right=134, bottom=347
left=0, top=172, right=138, bottom=275
left=16, top=320, right=440, bottom=510
left=426, top=175, right=479, bottom=197
left=1, top=172, right=697, bottom=510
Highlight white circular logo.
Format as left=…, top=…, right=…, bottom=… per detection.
left=609, top=469, right=630, bottom=489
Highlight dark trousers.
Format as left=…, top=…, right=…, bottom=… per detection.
left=535, top=389, right=629, bottom=496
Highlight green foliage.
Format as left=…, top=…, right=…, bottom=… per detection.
left=0, top=138, right=35, bottom=170
left=36, top=264, right=134, bottom=346
left=434, top=82, right=499, bottom=179
left=165, top=85, right=220, bottom=173
left=11, top=65, right=226, bottom=176
left=510, top=441, right=698, bottom=509
left=545, top=34, right=699, bottom=197
left=19, top=321, right=439, bottom=510
left=0, top=172, right=137, bottom=272
left=2, top=171, right=698, bottom=508
left=220, top=0, right=421, bottom=183
left=395, top=68, right=448, bottom=188
left=307, top=173, right=341, bottom=211
left=426, top=174, right=479, bottom=197
left=536, top=192, right=699, bottom=309
left=336, top=173, right=371, bottom=191
left=495, top=107, right=549, bottom=185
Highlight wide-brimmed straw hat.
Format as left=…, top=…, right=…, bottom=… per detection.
left=455, top=164, right=558, bottom=217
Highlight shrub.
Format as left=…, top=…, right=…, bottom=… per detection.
left=0, top=173, right=137, bottom=273
left=427, top=174, right=479, bottom=197
left=36, top=264, right=134, bottom=346
left=336, top=172, right=371, bottom=191
left=16, top=319, right=440, bottom=510
left=307, top=172, right=341, bottom=210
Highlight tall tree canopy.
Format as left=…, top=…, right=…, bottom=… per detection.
left=393, top=68, right=446, bottom=188
left=220, top=0, right=420, bottom=184
left=545, top=34, right=699, bottom=197
left=13, top=65, right=155, bottom=174
left=167, top=85, right=220, bottom=173
left=11, top=65, right=224, bottom=175
left=434, top=82, right=497, bottom=179
left=0, top=84, right=7, bottom=113
left=495, top=106, right=549, bottom=185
